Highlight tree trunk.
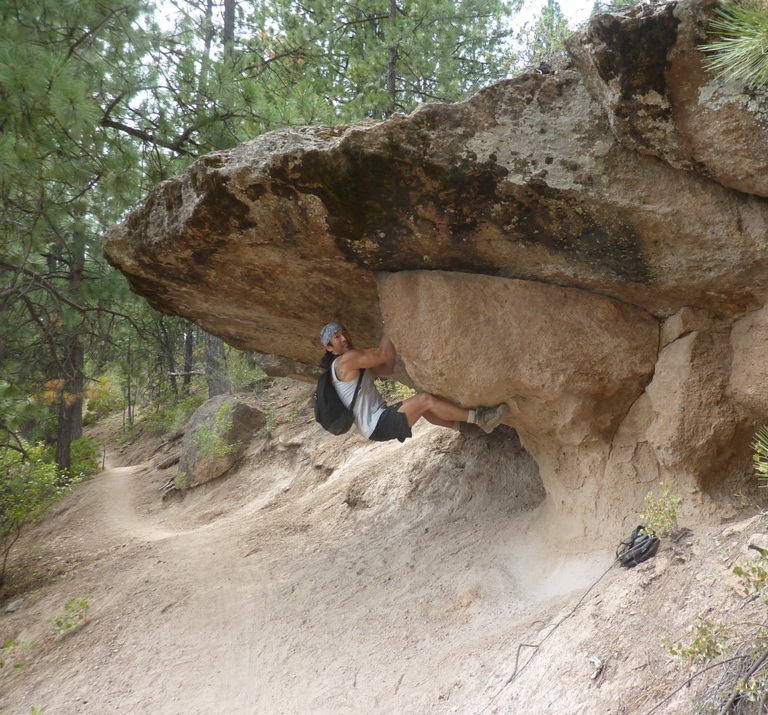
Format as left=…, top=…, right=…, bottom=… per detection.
left=204, top=332, right=230, bottom=398
left=386, top=0, right=398, bottom=115
left=199, top=0, right=214, bottom=93
left=182, top=323, right=195, bottom=396
left=55, top=231, right=85, bottom=471
left=223, top=0, right=235, bottom=51
left=159, top=319, right=178, bottom=396
left=70, top=337, right=84, bottom=442
left=55, top=333, right=82, bottom=472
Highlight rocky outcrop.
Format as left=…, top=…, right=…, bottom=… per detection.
left=567, top=0, right=768, bottom=196
left=176, top=396, right=265, bottom=490
left=104, top=0, right=768, bottom=543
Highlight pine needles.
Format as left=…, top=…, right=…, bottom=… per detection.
left=752, top=424, right=768, bottom=483
left=704, top=0, right=768, bottom=88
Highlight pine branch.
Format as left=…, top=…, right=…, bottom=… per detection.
left=0, top=259, right=145, bottom=337
left=100, top=118, right=196, bottom=156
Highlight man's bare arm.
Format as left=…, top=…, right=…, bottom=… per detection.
left=337, top=336, right=396, bottom=377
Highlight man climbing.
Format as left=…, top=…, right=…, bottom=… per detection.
left=319, top=322, right=508, bottom=443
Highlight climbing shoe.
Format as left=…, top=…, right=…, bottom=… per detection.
left=474, top=403, right=509, bottom=434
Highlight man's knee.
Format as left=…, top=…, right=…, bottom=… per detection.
left=401, top=391, right=432, bottom=415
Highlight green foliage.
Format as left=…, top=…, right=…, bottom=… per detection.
left=666, top=552, right=768, bottom=712
left=174, top=471, right=187, bottom=490
left=704, top=0, right=768, bottom=89
left=590, top=0, right=646, bottom=14
left=374, top=378, right=416, bottom=403
left=241, top=0, right=519, bottom=121
left=0, top=637, right=39, bottom=670
left=51, top=596, right=90, bottom=636
left=84, top=374, right=123, bottom=423
left=192, top=403, right=238, bottom=460
left=733, top=555, right=768, bottom=599
left=69, top=436, right=101, bottom=479
left=261, top=402, right=278, bottom=437
left=143, top=395, right=206, bottom=437
left=513, top=0, right=572, bottom=70
left=667, top=621, right=733, bottom=663
left=752, top=425, right=768, bottom=482
left=641, top=482, right=683, bottom=537
left=226, top=350, right=268, bottom=391
left=0, top=442, right=77, bottom=588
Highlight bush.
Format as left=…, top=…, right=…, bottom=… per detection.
left=752, top=425, right=768, bottom=483
left=641, top=482, right=683, bottom=537
left=70, top=436, right=101, bottom=479
left=0, top=442, right=78, bottom=588
left=226, top=350, right=267, bottom=391
left=143, top=395, right=205, bottom=436
left=83, top=375, right=122, bottom=423
left=51, top=596, right=90, bottom=636
left=374, top=378, right=416, bottom=403
left=192, top=403, right=238, bottom=459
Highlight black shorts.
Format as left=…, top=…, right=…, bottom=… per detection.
left=369, top=402, right=413, bottom=443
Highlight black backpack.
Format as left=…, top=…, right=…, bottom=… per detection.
left=314, top=365, right=365, bottom=435
left=616, top=525, right=660, bottom=567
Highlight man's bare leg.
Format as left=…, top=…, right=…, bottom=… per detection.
left=397, top=392, right=508, bottom=434
left=397, top=393, right=469, bottom=428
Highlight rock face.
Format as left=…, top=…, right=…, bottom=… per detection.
left=177, top=396, right=265, bottom=490
left=104, top=0, right=768, bottom=543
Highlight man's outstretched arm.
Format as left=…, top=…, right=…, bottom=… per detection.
left=337, top=335, right=396, bottom=376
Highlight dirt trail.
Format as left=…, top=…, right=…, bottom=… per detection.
left=0, top=400, right=758, bottom=715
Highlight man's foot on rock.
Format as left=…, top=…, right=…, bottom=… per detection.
left=474, top=403, right=509, bottom=434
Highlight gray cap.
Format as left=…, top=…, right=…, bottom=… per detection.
left=320, top=322, right=344, bottom=346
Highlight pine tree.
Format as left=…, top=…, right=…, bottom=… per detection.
left=515, top=0, right=571, bottom=72
left=0, top=0, right=159, bottom=469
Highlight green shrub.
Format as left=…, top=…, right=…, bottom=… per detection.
left=52, top=596, right=90, bottom=636
left=1, top=637, right=39, bottom=670
left=84, top=375, right=122, bottom=422
left=752, top=425, right=768, bottom=483
left=374, top=378, right=416, bottom=403
left=70, top=435, right=101, bottom=478
left=226, top=350, right=267, bottom=391
left=192, top=403, right=238, bottom=459
left=261, top=402, right=277, bottom=437
left=143, top=395, right=205, bottom=436
left=666, top=621, right=733, bottom=664
left=0, top=442, right=78, bottom=588
left=641, top=482, right=683, bottom=537
left=703, top=0, right=768, bottom=89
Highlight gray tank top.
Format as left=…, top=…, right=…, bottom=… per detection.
left=332, top=359, right=386, bottom=439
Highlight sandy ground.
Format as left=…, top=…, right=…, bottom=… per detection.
left=2, top=381, right=767, bottom=715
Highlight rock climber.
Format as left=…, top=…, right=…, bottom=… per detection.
left=319, top=322, right=508, bottom=443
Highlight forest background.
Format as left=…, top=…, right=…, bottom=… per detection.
left=1, top=0, right=760, bottom=582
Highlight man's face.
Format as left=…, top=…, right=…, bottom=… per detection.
left=325, top=327, right=353, bottom=355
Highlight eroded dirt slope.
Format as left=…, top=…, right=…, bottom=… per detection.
left=1, top=381, right=766, bottom=714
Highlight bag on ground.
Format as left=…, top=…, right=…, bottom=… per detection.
left=616, top=525, right=660, bottom=567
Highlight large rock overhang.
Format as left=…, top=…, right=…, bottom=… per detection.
left=104, top=72, right=768, bottom=366
left=103, top=0, right=768, bottom=542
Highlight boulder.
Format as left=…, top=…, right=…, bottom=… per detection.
left=567, top=0, right=768, bottom=196
left=177, top=396, right=265, bottom=490
left=102, top=0, right=768, bottom=541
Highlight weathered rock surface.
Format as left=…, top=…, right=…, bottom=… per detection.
left=567, top=0, right=768, bottom=196
left=177, top=396, right=265, bottom=489
left=104, top=0, right=768, bottom=542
